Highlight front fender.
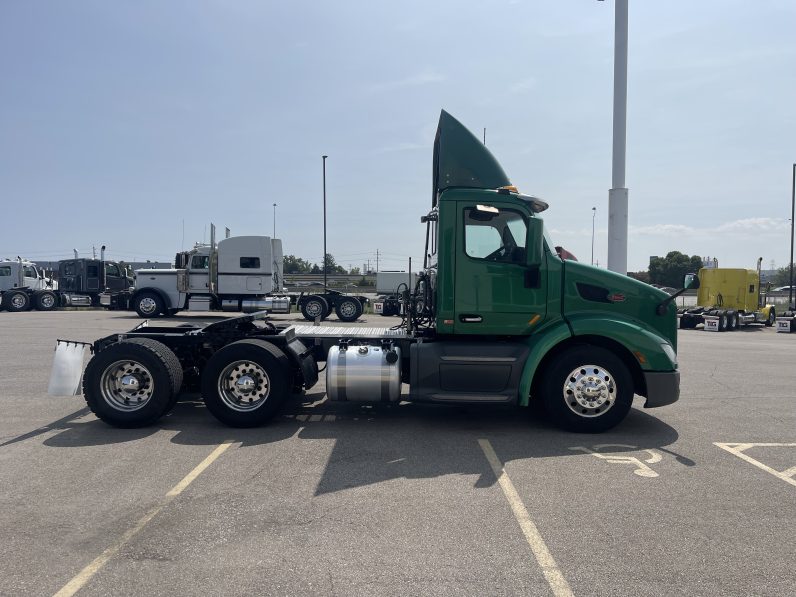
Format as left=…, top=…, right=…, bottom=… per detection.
left=517, top=321, right=572, bottom=406
left=567, top=315, right=676, bottom=371
left=517, top=316, right=677, bottom=406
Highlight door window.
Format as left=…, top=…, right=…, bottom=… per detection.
left=464, top=206, right=527, bottom=264
left=191, top=255, right=210, bottom=270
left=105, top=263, right=120, bottom=277
left=23, top=266, right=37, bottom=278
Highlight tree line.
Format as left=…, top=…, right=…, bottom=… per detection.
left=629, top=251, right=796, bottom=288
left=284, top=254, right=360, bottom=275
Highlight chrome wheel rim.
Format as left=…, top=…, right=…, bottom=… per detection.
left=138, top=297, right=158, bottom=315
left=100, top=360, right=155, bottom=411
left=217, top=360, right=270, bottom=412
left=563, top=364, right=616, bottom=418
left=10, top=294, right=27, bottom=309
left=305, top=300, right=324, bottom=318
left=339, top=300, right=357, bottom=318
left=40, top=293, right=56, bottom=308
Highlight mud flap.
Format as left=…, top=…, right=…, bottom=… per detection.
left=48, top=341, right=89, bottom=396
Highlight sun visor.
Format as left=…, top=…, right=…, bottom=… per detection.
left=432, top=110, right=511, bottom=207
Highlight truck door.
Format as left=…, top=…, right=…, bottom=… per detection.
left=189, top=255, right=210, bottom=292
left=104, top=263, right=125, bottom=291
left=453, top=203, right=547, bottom=335
left=85, top=262, right=100, bottom=291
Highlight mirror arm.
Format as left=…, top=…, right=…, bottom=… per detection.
left=656, top=287, right=688, bottom=315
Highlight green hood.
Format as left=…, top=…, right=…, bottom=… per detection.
left=432, top=110, right=511, bottom=207
left=562, top=260, right=678, bottom=350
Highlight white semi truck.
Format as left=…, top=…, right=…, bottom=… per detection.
left=130, top=234, right=291, bottom=318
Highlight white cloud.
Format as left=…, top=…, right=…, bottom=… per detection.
left=628, top=218, right=789, bottom=238
left=366, top=69, right=447, bottom=94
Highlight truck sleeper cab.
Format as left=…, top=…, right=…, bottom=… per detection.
left=131, top=234, right=291, bottom=317
left=72, top=111, right=680, bottom=433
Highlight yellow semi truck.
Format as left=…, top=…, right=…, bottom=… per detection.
left=677, top=259, right=776, bottom=331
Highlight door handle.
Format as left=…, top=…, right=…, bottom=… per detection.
left=459, top=314, right=483, bottom=323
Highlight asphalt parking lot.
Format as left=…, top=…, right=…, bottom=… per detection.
left=1, top=310, right=794, bottom=596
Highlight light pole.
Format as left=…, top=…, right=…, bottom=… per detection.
left=322, top=155, right=328, bottom=291
left=607, top=0, right=629, bottom=275
left=789, top=163, right=795, bottom=309
left=273, top=203, right=277, bottom=238
left=591, top=206, right=597, bottom=265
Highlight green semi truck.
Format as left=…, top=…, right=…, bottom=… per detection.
left=65, top=111, right=685, bottom=433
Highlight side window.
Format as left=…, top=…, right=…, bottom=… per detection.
left=87, top=265, right=99, bottom=277
left=23, top=266, right=37, bottom=278
left=240, top=257, right=260, bottom=269
left=464, top=206, right=527, bottom=264
left=0, top=266, right=11, bottom=276
left=191, top=255, right=209, bottom=270
left=105, top=263, right=120, bottom=277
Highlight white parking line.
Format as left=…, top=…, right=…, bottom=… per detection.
left=53, top=440, right=235, bottom=597
left=478, top=439, right=574, bottom=597
left=714, top=442, right=796, bottom=488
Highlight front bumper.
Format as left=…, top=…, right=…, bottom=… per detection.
left=643, top=370, right=680, bottom=408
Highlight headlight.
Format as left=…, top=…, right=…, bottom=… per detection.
left=660, top=342, right=677, bottom=367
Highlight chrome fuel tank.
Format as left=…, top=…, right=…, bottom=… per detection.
left=326, top=344, right=401, bottom=402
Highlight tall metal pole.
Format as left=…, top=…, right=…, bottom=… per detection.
left=322, top=155, right=328, bottom=291
left=273, top=203, right=277, bottom=238
left=789, top=163, right=795, bottom=309
left=591, top=206, right=597, bottom=265
left=607, top=0, right=629, bottom=275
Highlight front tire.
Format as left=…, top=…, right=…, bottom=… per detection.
left=201, top=339, right=291, bottom=427
left=300, top=296, right=328, bottom=321
left=539, top=345, right=634, bottom=433
left=4, top=291, right=31, bottom=312
left=766, top=308, right=776, bottom=326
left=335, top=297, right=363, bottom=322
left=83, top=338, right=181, bottom=427
left=134, top=291, right=165, bottom=318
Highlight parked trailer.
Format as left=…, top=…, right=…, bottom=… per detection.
left=60, top=111, right=684, bottom=434
left=0, top=252, right=132, bottom=312
left=130, top=232, right=291, bottom=318
left=373, top=271, right=417, bottom=316
left=296, top=290, right=369, bottom=323
left=677, top=262, right=776, bottom=332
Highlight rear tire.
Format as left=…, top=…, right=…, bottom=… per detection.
left=4, top=291, right=31, bottom=312
left=134, top=291, right=165, bottom=318
left=83, top=338, right=180, bottom=427
left=35, top=290, right=59, bottom=311
left=539, top=345, right=634, bottom=433
left=335, top=297, right=363, bottom=322
left=201, top=339, right=291, bottom=427
left=300, top=296, right=328, bottom=321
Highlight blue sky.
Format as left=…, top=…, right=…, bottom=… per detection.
left=1, top=0, right=794, bottom=272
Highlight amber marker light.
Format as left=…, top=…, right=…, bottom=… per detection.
left=634, top=351, right=647, bottom=364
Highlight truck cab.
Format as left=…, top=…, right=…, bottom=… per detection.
left=409, top=111, right=680, bottom=430
left=0, top=258, right=59, bottom=311
left=131, top=235, right=290, bottom=317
